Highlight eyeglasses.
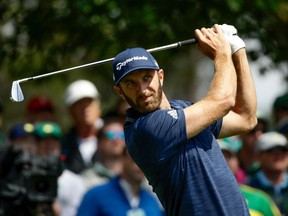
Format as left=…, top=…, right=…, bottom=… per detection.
left=265, top=146, right=288, bottom=153
left=104, top=131, right=125, bottom=140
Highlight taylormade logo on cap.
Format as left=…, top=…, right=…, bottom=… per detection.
left=116, top=56, right=148, bottom=71
left=112, top=47, right=160, bottom=85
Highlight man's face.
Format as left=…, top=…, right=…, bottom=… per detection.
left=37, top=137, right=61, bottom=157
left=222, top=150, right=239, bottom=175
left=12, top=136, right=36, bottom=154
left=259, top=147, right=288, bottom=172
left=98, top=121, right=126, bottom=157
left=69, top=97, right=101, bottom=126
left=114, top=69, right=164, bottom=113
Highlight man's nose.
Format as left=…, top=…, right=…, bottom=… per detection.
left=133, top=80, right=145, bottom=92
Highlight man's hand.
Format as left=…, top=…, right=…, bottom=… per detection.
left=217, top=24, right=246, bottom=54
left=195, top=24, right=231, bottom=60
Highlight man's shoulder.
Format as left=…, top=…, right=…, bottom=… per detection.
left=125, top=100, right=191, bottom=122
left=169, top=99, right=191, bottom=109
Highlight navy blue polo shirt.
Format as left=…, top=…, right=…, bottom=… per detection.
left=124, top=100, right=250, bottom=216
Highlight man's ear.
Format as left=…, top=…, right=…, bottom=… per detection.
left=114, top=85, right=125, bottom=100
left=158, top=69, right=164, bottom=86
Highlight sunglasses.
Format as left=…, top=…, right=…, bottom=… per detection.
left=265, top=146, right=288, bottom=153
left=104, top=131, right=125, bottom=140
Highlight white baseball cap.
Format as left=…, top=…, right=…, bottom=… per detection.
left=255, top=131, right=288, bottom=153
left=64, top=80, right=99, bottom=106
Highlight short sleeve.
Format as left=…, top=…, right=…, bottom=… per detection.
left=126, top=109, right=187, bottom=164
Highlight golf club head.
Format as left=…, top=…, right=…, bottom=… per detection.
left=11, top=81, right=24, bottom=102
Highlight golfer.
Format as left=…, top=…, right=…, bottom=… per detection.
left=112, top=24, right=257, bottom=216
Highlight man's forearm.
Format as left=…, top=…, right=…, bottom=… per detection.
left=232, top=49, right=257, bottom=124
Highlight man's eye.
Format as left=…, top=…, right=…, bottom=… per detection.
left=144, top=75, right=152, bottom=81
left=126, top=81, right=134, bottom=87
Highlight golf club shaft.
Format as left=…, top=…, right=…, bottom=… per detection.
left=11, top=38, right=198, bottom=102
left=147, top=38, right=197, bottom=53
left=17, top=38, right=197, bottom=83
left=19, top=57, right=115, bottom=83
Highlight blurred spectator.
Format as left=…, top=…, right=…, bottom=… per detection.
left=218, top=136, right=246, bottom=183
left=237, top=112, right=269, bottom=178
left=81, top=115, right=126, bottom=189
left=273, top=92, right=288, bottom=130
left=34, top=121, right=62, bottom=157
left=77, top=148, right=165, bottom=216
left=0, top=122, right=62, bottom=216
left=34, top=121, right=86, bottom=216
left=218, top=136, right=282, bottom=216
left=105, top=99, right=130, bottom=123
left=8, top=122, right=36, bottom=154
left=25, top=95, right=56, bottom=123
left=247, top=131, right=288, bottom=215
left=62, top=80, right=103, bottom=174
left=271, top=92, right=288, bottom=139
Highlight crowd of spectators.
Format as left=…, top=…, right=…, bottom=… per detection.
left=0, top=79, right=164, bottom=216
left=1, top=79, right=288, bottom=215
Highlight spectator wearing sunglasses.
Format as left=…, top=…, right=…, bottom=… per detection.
left=247, top=131, right=288, bottom=215
left=80, top=115, right=126, bottom=189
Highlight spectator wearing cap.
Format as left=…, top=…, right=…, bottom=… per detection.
left=8, top=122, right=36, bottom=154
left=247, top=131, right=288, bottom=215
left=34, top=121, right=86, bottom=216
left=237, top=111, right=269, bottom=178
left=62, top=80, right=103, bottom=174
left=273, top=93, right=288, bottom=123
left=34, top=121, right=62, bottom=157
left=218, top=136, right=282, bottom=216
left=270, top=92, right=288, bottom=140
left=25, top=95, right=56, bottom=124
left=272, top=92, right=288, bottom=132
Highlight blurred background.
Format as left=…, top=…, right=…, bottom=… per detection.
left=1, top=0, right=288, bottom=131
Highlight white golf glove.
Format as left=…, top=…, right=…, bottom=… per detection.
left=217, top=24, right=246, bottom=54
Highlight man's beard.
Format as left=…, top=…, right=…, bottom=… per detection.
left=122, top=81, right=163, bottom=114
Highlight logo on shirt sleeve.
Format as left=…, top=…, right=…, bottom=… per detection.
left=167, top=110, right=178, bottom=119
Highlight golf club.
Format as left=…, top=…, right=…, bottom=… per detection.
left=10, top=38, right=197, bottom=102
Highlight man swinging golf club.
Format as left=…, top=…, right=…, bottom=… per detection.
left=112, top=24, right=257, bottom=215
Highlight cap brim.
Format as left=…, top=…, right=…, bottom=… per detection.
left=115, top=66, right=159, bottom=85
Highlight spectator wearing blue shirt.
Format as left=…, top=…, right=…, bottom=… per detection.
left=77, top=148, right=164, bottom=216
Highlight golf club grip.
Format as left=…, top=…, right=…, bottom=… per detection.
left=178, top=38, right=198, bottom=47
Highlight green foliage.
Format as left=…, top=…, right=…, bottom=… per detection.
left=1, top=0, right=287, bottom=76
left=0, top=0, right=287, bottom=129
